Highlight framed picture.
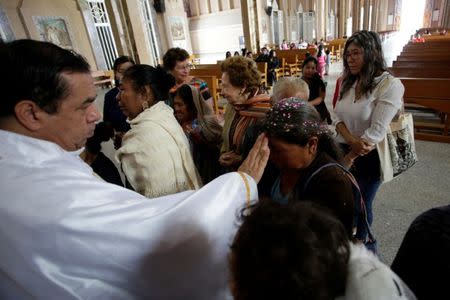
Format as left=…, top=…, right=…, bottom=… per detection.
left=32, top=16, right=74, bottom=50
left=169, top=16, right=185, bottom=41
left=0, top=8, right=15, bottom=42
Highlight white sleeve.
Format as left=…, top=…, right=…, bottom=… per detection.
left=361, top=78, right=404, bottom=144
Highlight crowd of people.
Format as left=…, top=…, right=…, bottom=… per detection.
left=1, top=30, right=448, bottom=299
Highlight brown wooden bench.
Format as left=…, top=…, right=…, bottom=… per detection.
left=396, top=56, right=450, bottom=62
left=390, top=67, right=450, bottom=78
left=91, top=70, right=113, bottom=88
left=400, top=78, right=450, bottom=143
left=392, top=61, right=446, bottom=68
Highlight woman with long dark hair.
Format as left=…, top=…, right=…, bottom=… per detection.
left=334, top=30, right=404, bottom=248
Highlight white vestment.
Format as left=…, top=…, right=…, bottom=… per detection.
left=0, top=129, right=257, bottom=300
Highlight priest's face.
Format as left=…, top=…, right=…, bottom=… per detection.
left=39, top=72, right=101, bottom=151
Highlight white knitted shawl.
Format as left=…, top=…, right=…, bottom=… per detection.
left=116, top=102, right=202, bottom=198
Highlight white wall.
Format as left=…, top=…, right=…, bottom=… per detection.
left=189, top=9, right=243, bottom=64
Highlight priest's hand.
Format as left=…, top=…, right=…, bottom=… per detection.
left=238, top=133, right=270, bottom=183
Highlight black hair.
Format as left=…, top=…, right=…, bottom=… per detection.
left=318, top=44, right=324, bottom=57
left=113, top=56, right=135, bottom=71
left=325, top=49, right=330, bottom=55
left=302, top=55, right=318, bottom=69
left=162, top=47, right=190, bottom=71
left=85, top=122, right=114, bottom=154
left=226, top=51, right=232, bottom=58
left=122, top=64, right=175, bottom=103
left=340, top=30, right=387, bottom=100
left=174, top=84, right=197, bottom=117
left=1, top=39, right=90, bottom=117
left=262, top=98, right=342, bottom=161
left=230, top=200, right=350, bottom=300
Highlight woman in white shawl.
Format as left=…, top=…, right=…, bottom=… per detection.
left=116, top=64, right=201, bottom=198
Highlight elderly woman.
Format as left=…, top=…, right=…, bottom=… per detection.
left=173, top=84, right=223, bottom=183
left=163, top=47, right=211, bottom=107
left=219, top=56, right=270, bottom=170
left=116, top=64, right=201, bottom=198
left=262, top=97, right=355, bottom=237
left=334, top=30, right=404, bottom=247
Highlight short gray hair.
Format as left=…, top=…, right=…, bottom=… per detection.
left=272, top=77, right=310, bottom=103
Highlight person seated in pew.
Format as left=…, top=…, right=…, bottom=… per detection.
left=163, top=47, right=212, bottom=108
left=234, top=51, right=240, bottom=56
left=0, top=39, right=271, bottom=299
left=391, top=205, right=450, bottom=300
left=116, top=64, right=202, bottom=198
left=219, top=56, right=270, bottom=171
left=255, top=47, right=269, bottom=63
left=226, top=51, right=232, bottom=59
left=103, top=55, right=135, bottom=149
left=245, top=51, right=254, bottom=59
left=229, top=200, right=417, bottom=300
left=80, top=121, right=123, bottom=186
left=173, top=84, right=223, bottom=184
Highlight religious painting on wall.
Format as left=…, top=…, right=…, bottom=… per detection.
left=0, top=8, right=15, bottom=42
left=169, top=16, right=185, bottom=41
left=32, top=16, right=74, bottom=50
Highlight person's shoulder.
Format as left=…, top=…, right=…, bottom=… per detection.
left=105, top=87, right=119, bottom=99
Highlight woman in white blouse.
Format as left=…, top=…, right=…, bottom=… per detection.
left=334, top=31, right=404, bottom=251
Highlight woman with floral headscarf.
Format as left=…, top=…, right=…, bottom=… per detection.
left=262, top=97, right=355, bottom=237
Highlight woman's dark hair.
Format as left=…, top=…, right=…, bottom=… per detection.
left=113, top=56, right=135, bottom=71
left=340, top=30, right=387, bottom=100
left=262, top=97, right=342, bottom=161
left=122, top=64, right=175, bottom=103
left=269, top=49, right=276, bottom=58
left=220, top=56, right=261, bottom=95
left=1, top=39, right=90, bottom=117
left=85, top=122, right=114, bottom=154
left=302, top=55, right=318, bottom=69
left=318, top=44, right=324, bottom=57
left=162, top=47, right=190, bottom=71
left=174, top=84, right=197, bottom=118
left=234, top=51, right=240, bottom=56
left=230, top=200, right=350, bottom=300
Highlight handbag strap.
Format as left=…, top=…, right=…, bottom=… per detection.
left=302, top=162, right=376, bottom=243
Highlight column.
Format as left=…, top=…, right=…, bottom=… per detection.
left=240, top=0, right=258, bottom=52
left=352, top=0, right=360, bottom=32
left=363, top=0, right=370, bottom=29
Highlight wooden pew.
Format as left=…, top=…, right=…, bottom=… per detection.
left=91, top=70, right=113, bottom=88
left=392, top=61, right=446, bottom=68
left=390, top=67, right=450, bottom=78
left=396, top=56, right=450, bottom=62
left=400, top=78, right=450, bottom=143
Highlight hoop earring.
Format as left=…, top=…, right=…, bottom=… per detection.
left=141, top=101, right=149, bottom=111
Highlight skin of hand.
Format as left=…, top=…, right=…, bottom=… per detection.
left=219, top=151, right=243, bottom=167
left=350, top=137, right=374, bottom=155
left=237, top=133, right=270, bottom=183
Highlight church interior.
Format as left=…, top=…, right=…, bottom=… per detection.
left=1, top=0, right=449, bottom=298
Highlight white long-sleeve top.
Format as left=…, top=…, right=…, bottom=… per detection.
left=333, top=72, right=404, bottom=145
left=0, top=129, right=257, bottom=300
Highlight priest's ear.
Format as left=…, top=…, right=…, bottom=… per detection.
left=14, top=100, right=48, bottom=131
